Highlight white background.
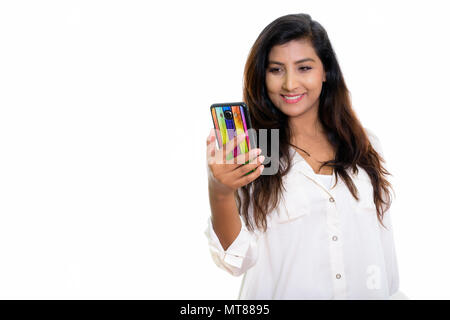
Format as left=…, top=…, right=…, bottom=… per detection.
left=0, top=0, right=448, bottom=299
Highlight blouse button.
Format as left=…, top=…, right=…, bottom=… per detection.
left=329, top=197, right=335, bottom=202
left=336, top=274, right=341, bottom=279
left=332, top=236, right=338, bottom=241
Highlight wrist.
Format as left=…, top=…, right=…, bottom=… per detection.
left=208, top=184, right=234, bottom=201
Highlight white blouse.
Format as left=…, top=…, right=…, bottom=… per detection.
left=204, top=129, right=400, bottom=300
left=314, top=172, right=333, bottom=190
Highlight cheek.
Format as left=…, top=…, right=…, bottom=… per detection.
left=304, top=71, right=323, bottom=86
left=265, top=75, right=280, bottom=93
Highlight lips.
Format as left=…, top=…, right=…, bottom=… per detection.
left=281, top=93, right=306, bottom=104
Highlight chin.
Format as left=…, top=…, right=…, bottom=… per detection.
left=284, top=110, right=309, bottom=118
left=276, top=103, right=309, bottom=117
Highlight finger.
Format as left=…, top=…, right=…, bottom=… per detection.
left=227, top=153, right=264, bottom=181
left=206, top=129, right=217, bottom=163
left=222, top=133, right=246, bottom=165
left=235, top=147, right=262, bottom=166
left=206, top=128, right=215, bottom=146
left=235, top=158, right=265, bottom=187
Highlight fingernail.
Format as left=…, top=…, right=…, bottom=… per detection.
left=258, top=155, right=265, bottom=163
left=251, top=148, right=260, bottom=157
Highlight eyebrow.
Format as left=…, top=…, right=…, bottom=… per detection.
left=268, top=58, right=315, bottom=65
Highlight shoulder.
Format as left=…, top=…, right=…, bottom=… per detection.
left=363, top=127, right=380, bottom=145
left=364, top=127, right=384, bottom=157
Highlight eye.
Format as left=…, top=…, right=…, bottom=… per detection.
left=299, top=66, right=312, bottom=71
left=268, top=67, right=281, bottom=74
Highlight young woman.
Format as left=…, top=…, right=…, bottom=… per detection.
left=205, top=13, right=399, bottom=300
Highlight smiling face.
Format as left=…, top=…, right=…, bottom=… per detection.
left=265, top=38, right=326, bottom=118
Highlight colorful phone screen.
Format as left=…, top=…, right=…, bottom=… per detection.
left=210, top=103, right=256, bottom=175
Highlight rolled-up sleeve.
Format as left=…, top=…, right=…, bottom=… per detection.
left=365, top=127, right=400, bottom=297
left=379, top=210, right=400, bottom=297
left=204, top=214, right=259, bottom=277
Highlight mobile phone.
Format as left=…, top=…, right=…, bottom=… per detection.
left=210, top=102, right=257, bottom=175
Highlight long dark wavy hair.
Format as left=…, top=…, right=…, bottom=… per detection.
left=236, top=13, right=393, bottom=231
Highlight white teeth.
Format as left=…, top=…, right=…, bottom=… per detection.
left=283, top=94, right=304, bottom=100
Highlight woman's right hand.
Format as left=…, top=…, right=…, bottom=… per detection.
left=206, top=128, right=265, bottom=199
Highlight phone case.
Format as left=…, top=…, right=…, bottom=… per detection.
left=210, top=102, right=257, bottom=175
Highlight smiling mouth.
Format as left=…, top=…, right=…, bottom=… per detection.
left=281, top=94, right=305, bottom=100
left=280, top=93, right=306, bottom=103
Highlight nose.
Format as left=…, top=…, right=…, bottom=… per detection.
left=282, top=70, right=299, bottom=92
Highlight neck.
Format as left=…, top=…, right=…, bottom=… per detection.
left=288, top=110, right=325, bottom=143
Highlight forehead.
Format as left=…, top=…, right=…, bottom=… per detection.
left=268, top=39, right=318, bottom=61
